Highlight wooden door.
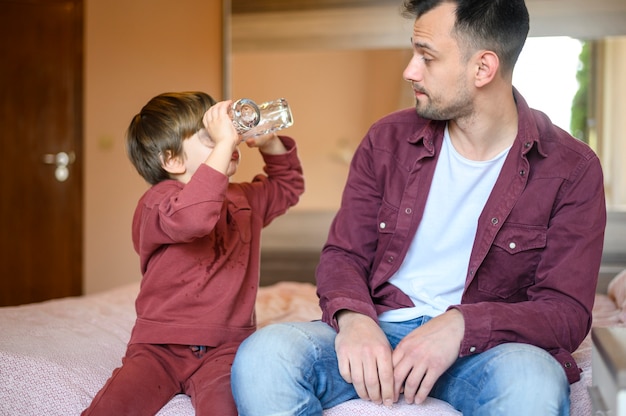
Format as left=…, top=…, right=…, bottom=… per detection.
left=0, top=0, right=83, bottom=306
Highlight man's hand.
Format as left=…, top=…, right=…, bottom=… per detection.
left=335, top=311, right=396, bottom=407
left=392, top=309, right=464, bottom=404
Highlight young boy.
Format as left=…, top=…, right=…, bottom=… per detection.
left=82, top=92, right=304, bottom=416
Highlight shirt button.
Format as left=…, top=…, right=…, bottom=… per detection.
left=405, top=208, right=412, bottom=214
left=491, top=218, right=499, bottom=225
left=509, top=242, right=516, bottom=249
left=380, top=222, right=386, bottom=229
left=564, top=362, right=572, bottom=368
left=387, top=256, right=394, bottom=263
left=469, top=346, right=477, bottom=353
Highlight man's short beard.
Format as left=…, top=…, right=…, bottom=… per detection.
left=414, top=89, right=473, bottom=121
left=415, top=102, right=450, bottom=121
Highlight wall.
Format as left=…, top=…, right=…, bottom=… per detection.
left=231, top=48, right=412, bottom=211
left=84, top=0, right=223, bottom=294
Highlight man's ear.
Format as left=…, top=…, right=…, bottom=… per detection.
left=474, top=50, right=499, bottom=87
left=160, top=150, right=186, bottom=175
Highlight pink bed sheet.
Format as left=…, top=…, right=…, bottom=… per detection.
left=0, top=270, right=624, bottom=415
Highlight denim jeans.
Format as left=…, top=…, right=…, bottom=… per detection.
left=231, top=319, right=570, bottom=416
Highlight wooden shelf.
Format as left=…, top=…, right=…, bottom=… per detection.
left=231, top=0, right=626, bottom=53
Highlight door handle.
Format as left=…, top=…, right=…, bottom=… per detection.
left=42, top=151, right=75, bottom=182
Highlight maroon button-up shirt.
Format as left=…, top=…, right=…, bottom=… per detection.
left=316, top=90, right=606, bottom=383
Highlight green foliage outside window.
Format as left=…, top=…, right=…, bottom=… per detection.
left=570, top=41, right=590, bottom=143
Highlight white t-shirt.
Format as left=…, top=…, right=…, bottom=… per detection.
left=379, top=125, right=510, bottom=322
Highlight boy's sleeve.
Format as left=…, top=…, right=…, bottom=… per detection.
left=240, top=135, right=305, bottom=225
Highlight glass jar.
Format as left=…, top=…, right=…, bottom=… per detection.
left=231, top=98, right=294, bottom=139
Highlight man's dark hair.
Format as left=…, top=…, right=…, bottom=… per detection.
left=402, top=0, right=529, bottom=73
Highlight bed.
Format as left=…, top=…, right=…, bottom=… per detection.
left=2, top=268, right=626, bottom=416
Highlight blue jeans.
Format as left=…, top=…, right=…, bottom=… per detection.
left=231, top=319, right=570, bottom=416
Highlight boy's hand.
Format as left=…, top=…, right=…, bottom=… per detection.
left=244, top=133, right=287, bottom=155
left=202, top=100, right=239, bottom=149
left=201, top=100, right=241, bottom=175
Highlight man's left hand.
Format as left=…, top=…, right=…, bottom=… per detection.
left=391, top=309, right=465, bottom=404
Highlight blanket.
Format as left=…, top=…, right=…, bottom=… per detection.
left=1, top=270, right=626, bottom=415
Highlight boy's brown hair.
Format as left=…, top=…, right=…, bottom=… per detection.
left=126, top=91, right=217, bottom=185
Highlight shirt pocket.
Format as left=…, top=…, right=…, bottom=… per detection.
left=477, top=223, right=547, bottom=300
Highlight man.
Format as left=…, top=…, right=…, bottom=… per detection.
left=231, top=1, right=606, bottom=414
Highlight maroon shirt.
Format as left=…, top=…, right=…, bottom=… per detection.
left=316, top=91, right=606, bottom=383
left=130, top=136, right=304, bottom=348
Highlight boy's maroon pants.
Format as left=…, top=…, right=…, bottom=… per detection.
left=82, top=342, right=239, bottom=416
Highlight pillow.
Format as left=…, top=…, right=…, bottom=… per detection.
left=607, top=269, right=626, bottom=310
